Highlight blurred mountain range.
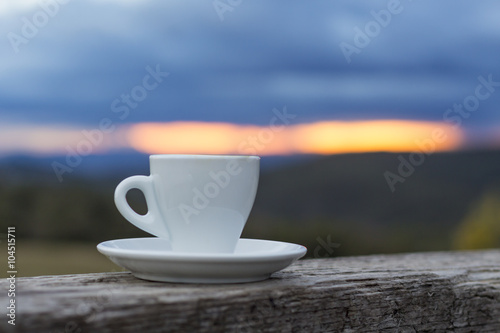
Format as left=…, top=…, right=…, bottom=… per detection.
left=0, top=152, right=315, bottom=184
left=1, top=150, right=499, bottom=255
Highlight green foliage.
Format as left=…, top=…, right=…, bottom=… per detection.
left=452, top=190, right=500, bottom=250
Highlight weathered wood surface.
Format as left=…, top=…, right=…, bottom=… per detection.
left=2, top=249, right=500, bottom=332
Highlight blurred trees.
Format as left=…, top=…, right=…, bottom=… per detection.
left=1, top=150, right=500, bottom=256
left=0, top=181, right=148, bottom=242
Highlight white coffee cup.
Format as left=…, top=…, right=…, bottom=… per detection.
left=114, top=154, right=260, bottom=253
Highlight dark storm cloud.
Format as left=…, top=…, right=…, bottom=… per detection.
left=0, top=0, right=499, bottom=128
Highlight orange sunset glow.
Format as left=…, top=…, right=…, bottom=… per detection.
left=127, top=120, right=464, bottom=155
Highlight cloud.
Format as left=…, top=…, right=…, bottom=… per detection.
left=0, top=0, right=499, bottom=131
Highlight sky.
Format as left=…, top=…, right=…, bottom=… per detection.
left=0, top=0, right=500, bottom=156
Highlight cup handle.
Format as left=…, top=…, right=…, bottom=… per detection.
left=114, top=175, right=169, bottom=239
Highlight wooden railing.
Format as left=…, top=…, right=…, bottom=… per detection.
left=2, top=249, right=500, bottom=332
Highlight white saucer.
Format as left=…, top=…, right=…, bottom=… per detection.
left=97, top=238, right=307, bottom=284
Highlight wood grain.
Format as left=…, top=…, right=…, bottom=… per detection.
left=2, top=250, right=500, bottom=332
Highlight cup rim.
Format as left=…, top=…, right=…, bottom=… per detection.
left=150, top=154, right=260, bottom=160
